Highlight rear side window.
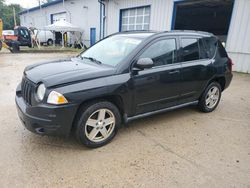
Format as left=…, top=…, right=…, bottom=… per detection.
left=218, top=41, right=228, bottom=58
left=181, top=38, right=199, bottom=61
left=198, top=39, right=209, bottom=59
left=202, top=37, right=218, bottom=58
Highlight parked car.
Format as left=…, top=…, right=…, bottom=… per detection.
left=16, top=31, right=233, bottom=148
left=34, top=30, right=54, bottom=45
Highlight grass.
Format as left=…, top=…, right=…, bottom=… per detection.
left=20, top=46, right=84, bottom=53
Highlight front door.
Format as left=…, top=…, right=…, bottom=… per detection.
left=132, top=37, right=182, bottom=115
left=90, top=28, right=96, bottom=46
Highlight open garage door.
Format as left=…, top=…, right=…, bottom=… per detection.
left=172, top=0, right=234, bottom=42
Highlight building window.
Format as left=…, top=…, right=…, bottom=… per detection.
left=120, top=6, right=150, bottom=31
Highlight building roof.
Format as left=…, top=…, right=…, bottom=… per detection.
left=19, top=0, right=63, bottom=15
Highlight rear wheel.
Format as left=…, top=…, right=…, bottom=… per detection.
left=0, top=41, right=2, bottom=51
left=10, top=44, right=20, bottom=53
left=47, top=39, right=53, bottom=46
left=75, top=101, right=121, bottom=148
left=198, top=82, right=221, bottom=112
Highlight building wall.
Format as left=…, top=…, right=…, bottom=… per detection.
left=20, top=0, right=101, bottom=46
left=105, top=0, right=250, bottom=73
left=105, top=0, right=173, bottom=35
left=226, top=0, right=250, bottom=73
left=19, top=0, right=250, bottom=73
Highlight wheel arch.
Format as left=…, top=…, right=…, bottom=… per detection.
left=208, top=76, right=226, bottom=91
left=71, top=95, right=125, bottom=131
left=199, top=76, right=226, bottom=100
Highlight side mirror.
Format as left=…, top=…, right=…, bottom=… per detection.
left=135, top=58, right=154, bottom=70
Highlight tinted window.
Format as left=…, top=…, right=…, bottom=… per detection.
left=181, top=38, right=199, bottom=61
left=218, top=41, right=228, bottom=58
left=202, top=37, right=218, bottom=58
left=140, top=39, right=177, bottom=66
left=198, top=39, right=209, bottom=59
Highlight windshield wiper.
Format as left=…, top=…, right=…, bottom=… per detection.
left=82, top=56, right=102, bottom=64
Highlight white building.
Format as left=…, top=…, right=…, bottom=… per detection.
left=19, top=0, right=101, bottom=46
left=20, top=0, right=250, bottom=73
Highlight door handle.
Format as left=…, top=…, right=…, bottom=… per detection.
left=169, top=70, right=180, bottom=74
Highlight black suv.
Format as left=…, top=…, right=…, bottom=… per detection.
left=16, top=31, right=233, bottom=147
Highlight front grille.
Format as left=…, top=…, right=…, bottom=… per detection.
left=21, top=77, right=35, bottom=105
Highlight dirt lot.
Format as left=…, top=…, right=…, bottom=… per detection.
left=0, top=52, right=249, bottom=188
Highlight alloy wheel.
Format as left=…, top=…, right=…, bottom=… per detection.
left=205, top=86, right=220, bottom=109
left=85, top=108, right=115, bottom=142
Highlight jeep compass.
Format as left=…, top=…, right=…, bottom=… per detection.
left=16, top=31, right=233, bottom=148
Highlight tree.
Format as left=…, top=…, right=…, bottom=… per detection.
left=0, top=0, right=23, bottom=30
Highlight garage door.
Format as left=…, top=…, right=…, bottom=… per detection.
left=51, top=12, right=66, bottom=24
left=172, top=0, right=234, bottom=42
left=120, top=6, right=150, bottom=31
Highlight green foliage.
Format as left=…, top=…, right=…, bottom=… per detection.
left=0, top=0, right=23, bottom=30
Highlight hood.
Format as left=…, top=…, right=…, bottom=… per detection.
left=24, top=58, right=116, bottom=87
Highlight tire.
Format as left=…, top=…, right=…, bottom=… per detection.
left=0, top=41, right=2, bottom=51
left=47, top=39, right=53, bottom=46
left=75, top=101, right=121, bottom=148
left=198, top=82, right=222, bottom=113
left=11, top=44, right=20, bottom=53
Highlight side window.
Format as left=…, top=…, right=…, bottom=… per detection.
left=198, top=39, right=209, bottom=59
left=139, top=38, right=177, bottom=67
left=202, top=37, right=218, bottom=59
left=181, top=38, right=199, bottom=61
left=218, top=41, right=228, bottom=58
left=20, top=29, right=29, bottom=39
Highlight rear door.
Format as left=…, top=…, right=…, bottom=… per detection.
left=132, top=37, right=182, bottom=114
left=178, top=36, right=214, bottom=104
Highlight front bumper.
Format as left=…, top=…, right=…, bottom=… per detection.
left=15, top=84, right=78, bottom=137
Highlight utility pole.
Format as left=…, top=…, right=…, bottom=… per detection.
left=13, top=7, right=17, bottom=27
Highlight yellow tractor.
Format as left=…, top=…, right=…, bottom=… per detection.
left=0, top=18, right=12, bottom=51
left=0, top=18, right=32, bottom=53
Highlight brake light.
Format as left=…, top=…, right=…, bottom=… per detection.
left=228, top=57, right=234, bottom=72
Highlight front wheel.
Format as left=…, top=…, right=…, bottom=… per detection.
left=75, top=101, right=121, bottom=148
left=198, top=82, right=221, bottom=112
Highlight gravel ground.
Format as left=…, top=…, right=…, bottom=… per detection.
left=0, top=52, right=250, bottom=188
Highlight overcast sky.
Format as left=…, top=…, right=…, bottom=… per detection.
left=5, top=0, right=39, bottom=8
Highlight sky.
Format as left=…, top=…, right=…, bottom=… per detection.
left=5, top=0, right=39, bottom=8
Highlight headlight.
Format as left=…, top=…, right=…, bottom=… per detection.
left=47, top=91, right=68, bottom=104
left=36, top=83, right=46, bottom=101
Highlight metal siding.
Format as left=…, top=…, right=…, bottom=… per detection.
left=19, top=0, right=250, bottom=73
left=106, top=0, right=173, bottom=35
left=19, top=0, right=101, bottom=46
left=226, top=0, right=250, bottom=73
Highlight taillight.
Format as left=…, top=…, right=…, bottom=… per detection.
left=228, top=57, right=234, bottom=72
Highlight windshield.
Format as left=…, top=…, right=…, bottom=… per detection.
left=80, top=35, right=143, bottom=66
